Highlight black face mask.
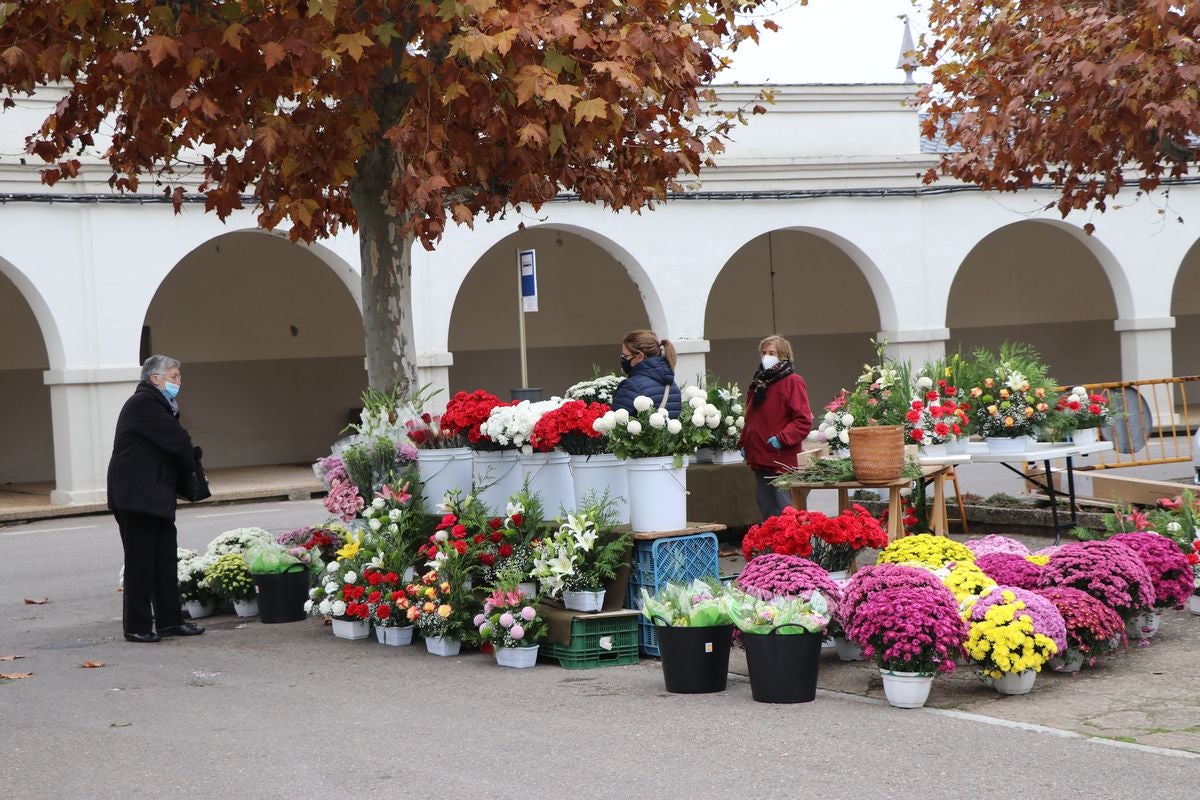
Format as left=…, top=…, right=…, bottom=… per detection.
left=620, top=355, right=633, bottom=375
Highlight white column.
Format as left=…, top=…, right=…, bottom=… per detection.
left=671, top=338, right=710, bottom=388
left=1115, top=317, right=1175, bottom=381
left=416, top=351, right=454, bottom=413
left=877, top=328, right=950, bottom=370
left=43, top=367, right=141, bottom=506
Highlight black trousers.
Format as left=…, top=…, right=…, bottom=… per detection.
left=114, top=508, right=183, bottom=634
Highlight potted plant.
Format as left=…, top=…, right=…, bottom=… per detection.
left=907, top=372, right=970, bottom=455
left=842, top=340, right=911, bottom=483
left=564, top=373, right=625, bottom=406
left=875, top=533, right=974, bottom=569
left=359, top=480, right=425, bottom=581
left=205, top=526, right=275, bottom=558
left=361, top=567, right=414, bottom=646
left=806, top=389, right=853, bottom=454
left=1110, top=532, right=1194, bottom=640
left=725, top=585, right=831, bottom=704
left=243, top=541, right=312, bottom=624
left=204, top=553, right=258, bottom=617
left=934, top=560, right=997, bottom=604
left=964, top=588, right=1062, bottom=695
left=842, top=581, right=967, bottom=708
left=1053, top=386, right=1111, bottom=444
left=531, top=399, right=628, bottom=521
left=482, top=398, right=574, bottom=514
left=405, top=567, right=471, bottom=656
left=1035, top=586, right=1127, bottom=671
left=530, top=501, right=631, bottom=611
left=965, top=344, right=1054, bottom=452
left=307, top=538, right=375, bottom=639
left=406, top=406, right=472, bottom=515
left=178, top=552, right=217, bottom=620
left=974, top=553, right=1044, bottom=591
left=740, top=506, right=816, bottom=561
left=1037, top=541, right=1156, bottom=627
left=808, top=505, right=889, bottom=578
left=640, top=578, right=735, bottom=693
left=699, top=380, right=745, bottom=463
left=733, top=553, right=843, bottom=604
left=474, top=584, right=546, bottom=668
left=964, top=534, right=1030, bottom=558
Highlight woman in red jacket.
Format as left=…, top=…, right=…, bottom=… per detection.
left=740, top=335, right=813, bottom=519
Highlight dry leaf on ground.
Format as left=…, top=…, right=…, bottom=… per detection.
left=81, top=661, right=105, bottom=669
left=0, top=672, right=34, bottom=680
left=0, top=655, right=26, bottom=662
left=23, top=597, right=50, bottom=605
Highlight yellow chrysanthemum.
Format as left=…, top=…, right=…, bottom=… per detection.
left=1025, top=554, right=1049, bottom=566
left=876, top=534, right=974, bottom=568
left=939, top=561, right=997, bottom=602
left=965, top=600, right=1057, bottom=678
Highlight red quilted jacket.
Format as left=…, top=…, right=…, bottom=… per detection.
left=740, top=373, right=813, bottom=473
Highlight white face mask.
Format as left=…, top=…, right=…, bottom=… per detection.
left=761, top=355, right=780, bottom=371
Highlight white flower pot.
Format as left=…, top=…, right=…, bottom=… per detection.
left=710, top=450, right=744, bottom=465
left=569, top=453, right=629, bottom=525
left=495, top=644, right=540, bottom=668
left=473, top=450, right=524, bottom=515
left=418, top=447, right=473, bottom=514
left=518, top=582, right=538, bottom=601
left=1125, top=610, right=1162, bottom=640
left=183, top=599, right=213, bottom=620
left=1189, top=595, right=1200, bottom=616
left=880, top=669, right=934, bottom=709
left=945, top=437, right=969, bottom=455
left=919, top=443, right=948, bottom=458
left=424, top=635, right=461, bottom=657
left=332, top=618, right=370, bottom=640
left=694, top=447, right=715, bottom=463
left=994, top=670, right=1037, bottom=695
left=835, top=638, right=864, bottom=662
left=520, top=451, right=575, bottom=519
left=827, top=570, right=851, bottom=582
left=1048, top=649, right=1084, bottom=673
left=563, top=589, right=606, bottom=612
left=985, top=435, right=1032, bottom=454
left=232, top=597, right=259, bottom=618
left=1071, top=427, right=1099, bottom=444
left=626, top=455, right=687, bottom=533
left=375, top=625, right=414, bottom=646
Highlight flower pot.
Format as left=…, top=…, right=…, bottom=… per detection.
left=835, top=637, right=865, bottom=662
left=424, top=635, right=461, bottom=657
left=919, top=443, right=948, bottom=458
left=375, top=625, right=415, bottom=646
left=569, top=453, right=629, bottom=525
left=520, top=451, right=575, bottom=519
left=495, top=644, right=539, bottom=668
left=945, top=437, right=969, bottom=455
left=985, top=435, right=1032, bottom=454
left=232, top=597, right=259, bottom=618
left=183, top=599, right=213, bottom=620
left=654, top=624, right=734, bottom=694
left=517, top=581, right=538, bottom=601
left=694, top=447, right=714, bottom=463
left=880, top=669, right=934, bottom=709
left=741, top=629, right=823, bottom=704
left=710, top=450, right=744, bottom=465
left=252, top=568, right=310, bottom=624
left=1125, top=609, right=1162, bottom=640
left=472, top=450, right=523, bottom=515
left=848, top=426, right=905, bottom=484
left=1189, top=595, right=1200, bottom=616
left=1048, top=649, right=1085, bottom=673
left=418, top=446, right=474, bottom=514
left=827, top=570, right=851, bottom=583
left=332, top=618, right=370, bottom=640
left=563, top=589, right=606, bottom=612
left=994, top=670, right=1037, bottom=695
left=1071, top=427, right=1099, bottom=444
left=626, top=455, right=687, bottom=532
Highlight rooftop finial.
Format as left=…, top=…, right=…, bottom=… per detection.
left=897, top=15, right=918, bottom=84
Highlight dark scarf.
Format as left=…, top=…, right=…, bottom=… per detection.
left=748, top=359, right=794, bottom=402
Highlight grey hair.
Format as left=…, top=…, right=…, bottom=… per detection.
left=141, top=355, right=181, bottom=381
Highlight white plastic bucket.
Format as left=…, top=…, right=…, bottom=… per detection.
left=569, top=453, right=629, bottom=524
left=418, top=447, right=473, bottom=514
left=520, top=451, right=575, bottom=517
left=626, top=455, right=687, bottom=533
left=473, top=450, right=523, bottom=515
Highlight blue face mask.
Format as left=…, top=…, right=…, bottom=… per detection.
left=162, top=381, right=180, bottom=400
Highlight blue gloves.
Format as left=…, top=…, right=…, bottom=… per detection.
left=768, top=436, right=781, bottom=449
left=739, top=448, right=745, bottom=457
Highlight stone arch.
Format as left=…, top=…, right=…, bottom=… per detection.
left=1171, top=239, right=1200, bottom=377
left=143, top=229, right=366, bottom=467
left=946, top=219, right=1123, bottom=384
left=704, top=227, right=886, bottom=406
left=447, top=225, right=653, bottom=397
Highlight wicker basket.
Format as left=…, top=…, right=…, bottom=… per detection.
left=848, top=425, right=905, bottom=484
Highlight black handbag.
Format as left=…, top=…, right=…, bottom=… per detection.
left=178, top=446, right=212, bottom=503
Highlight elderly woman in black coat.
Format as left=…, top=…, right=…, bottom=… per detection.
left=610, top=330, right=682, bottom=417
left=107, top=355, right=204, bottom=643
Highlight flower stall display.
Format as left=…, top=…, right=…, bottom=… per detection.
left=533, top=399, right=628, bottom=523
left=964, top=588, right=1060, bottom=694
left=701, top=380, right=745, bottom=462
left=564, top=373, right=624, bottom=406
left=1035, top=586, right=1127, bottom=671
left=974, top=552, right=1044, bottom=590
left=178, top=551, right=217, bottom=619
left=340, top=436, right=420, bottom=505
left=363, top=567, right=413, bottom=645
left=474, top=585, right=546, bottom=668
left=964, top=534, right=1030, bottom=558
left=1054, top=386, right=1111, bottom=443
left=843, top=581, right=967, bottom=708
left=875, top=533, right=974, bottom=568
left=530, top=502, right=631, bottom=610
left=406, top=569, right=471, bottom=656
left=735, top=553, right=842, bottom=612
left=740, top=506, right=816, bottom=561
left=1110, top=531, right=1194, bottom=641
left=306, top=539, right=378, bottom=639
left=481, top=399, right=575, bottom=515
left=442, top=389, right=508, bottom=449
left=726, top=585, right=831, bottom=703
left=934, top=560, right=997, bottom=603
left=966, top=344, right=1054, bottom=449
left=640, top=578, right=735, bottom=693
left=406, top=409, right=473, bottom=514
left=1037, top=541, right=1156, bottom=622
left=966, top=586, right=1068, bottom=654
left=359, top=481, right=425, bottom=577
left=204, top=553, right=259, bottom=617
left=480, top=399, right=565, bottom=455
left=205, top=527, right=274, bottom=559
left=242, top=541, right=313, bottom=624
left=907, top=373, right=971, bottom=453
left=808, top=505, right=890, bottom=575
left=807, top=390, right=853, bottom=453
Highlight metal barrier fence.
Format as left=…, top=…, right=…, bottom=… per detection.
left=1057, top=375, right=1200, bottom=471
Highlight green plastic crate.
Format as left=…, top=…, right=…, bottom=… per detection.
left=540, top=613, right=640, bottom=670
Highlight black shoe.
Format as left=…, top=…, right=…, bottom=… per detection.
left=159, top=623, right=205, bottom=637
left=124, top=631, right=162, bottom=643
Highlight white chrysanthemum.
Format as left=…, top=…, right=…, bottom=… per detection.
left=303, top=600, right=314, bottom=613
left=841, top=414, right=854, bottom=426
left=648, top=412, right=666, bottom=429
left=614, top=408, right=630, bottom=425
left=724, top=415, right=734, bottom=426
left=344, top=571, right=358, bottom=584
left=824, top=411, right=837, bottom=423
left=726, top=426, right=737, bottom=435
left=916, top=376, right=933, bottom=390
left=807, top=430, right=822, bottom=440
left=1167, top=521, right=1182, bottom=533
left=318, top=599, right=332, bottom=615
left=705, top=416, right=720, bottom=429
left=839, top=429, right=850, bottom=444
left=309, top=587, right=319, bottom=599
left=689, top=396, right=705, bottom=410
left=327, top=561, right=339, bottom=573
left=627, top=420, right=643, bottom=435
left=1072, top=386, right=1087, bottom=397
left=691, top=412, right=705, bottom=427
left=324, top=582, right=338, bottom=595
left=633, top=395, right=654, bottom=412
left=702, top=403, right=718, bottom=417
left=666, top=418, right=683, bottom=435
left=682, top=385, right=706, bottom=401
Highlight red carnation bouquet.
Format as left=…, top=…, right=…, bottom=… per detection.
left=529, top=400, right=611, bottom=455
left=362, top=567, right=412, bottom=629
left=441, top=390, right=508, bottom=450
left=405, top=411, right=465, bottom=449
left=741, top=506, right=818, bottom=560
left=809, top=504, right=889, bottom=573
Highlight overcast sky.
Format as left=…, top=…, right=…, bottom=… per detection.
left=719, top=0, right=926, bottom=85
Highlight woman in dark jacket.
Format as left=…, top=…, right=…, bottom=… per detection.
left=107, top=355, right=204, bottom=643
left=740, top=335, right=813, bottom=519
left=610, top=330, right=682, bottom=417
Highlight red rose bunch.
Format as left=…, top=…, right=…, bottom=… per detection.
left=441, top=390, right=507, bottom=445
left=529, top=400, right=611, bottom=454
left=741, top=506, right=818, bottom=560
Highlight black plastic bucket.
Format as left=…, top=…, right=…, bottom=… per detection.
left=741, top=627, right=823, bottom=703
left=654, top=623, right=734, bottom=694
left=253, top=568, right=310, bottom=624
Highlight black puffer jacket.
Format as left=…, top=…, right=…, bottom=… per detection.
left=610, top=356, right=682, bottom=418
left=107, top=380, right=197, bottom=520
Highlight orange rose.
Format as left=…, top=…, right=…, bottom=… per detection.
left=1003, top=416, right=1015, bottom=427
left=984, top=378, right=995, bottom=388
left=1034, top=387, right=1046, bottom=398
left=987, top=405, right=999, bottom=415
left=1036, top=402, right=1049, bottom=412
left=999, top=389, right=1010, bottom=399
left=970, top=387, right=983, bottom=398
left=436, top=604, right=452, bottom=618
left=422, top=601, right=435, bottom=613
left=1024, top=406, right=1035, bottom=417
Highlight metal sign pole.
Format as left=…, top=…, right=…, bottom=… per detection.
left=517, top=248, right=528, bottom=388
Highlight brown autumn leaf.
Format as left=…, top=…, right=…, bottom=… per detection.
left=80, top=661, right=105, bottom=669
left=0, top=672, right=34, bottom=680
left=23, top=597, right=50, bottom=605
left=0, top=655, right=26, bottom=662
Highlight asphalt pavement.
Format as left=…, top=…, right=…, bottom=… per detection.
left=2, top=500, right=1198, bottom=799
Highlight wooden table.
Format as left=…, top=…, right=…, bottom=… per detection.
left=783, top=465, right=956, bottom=542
